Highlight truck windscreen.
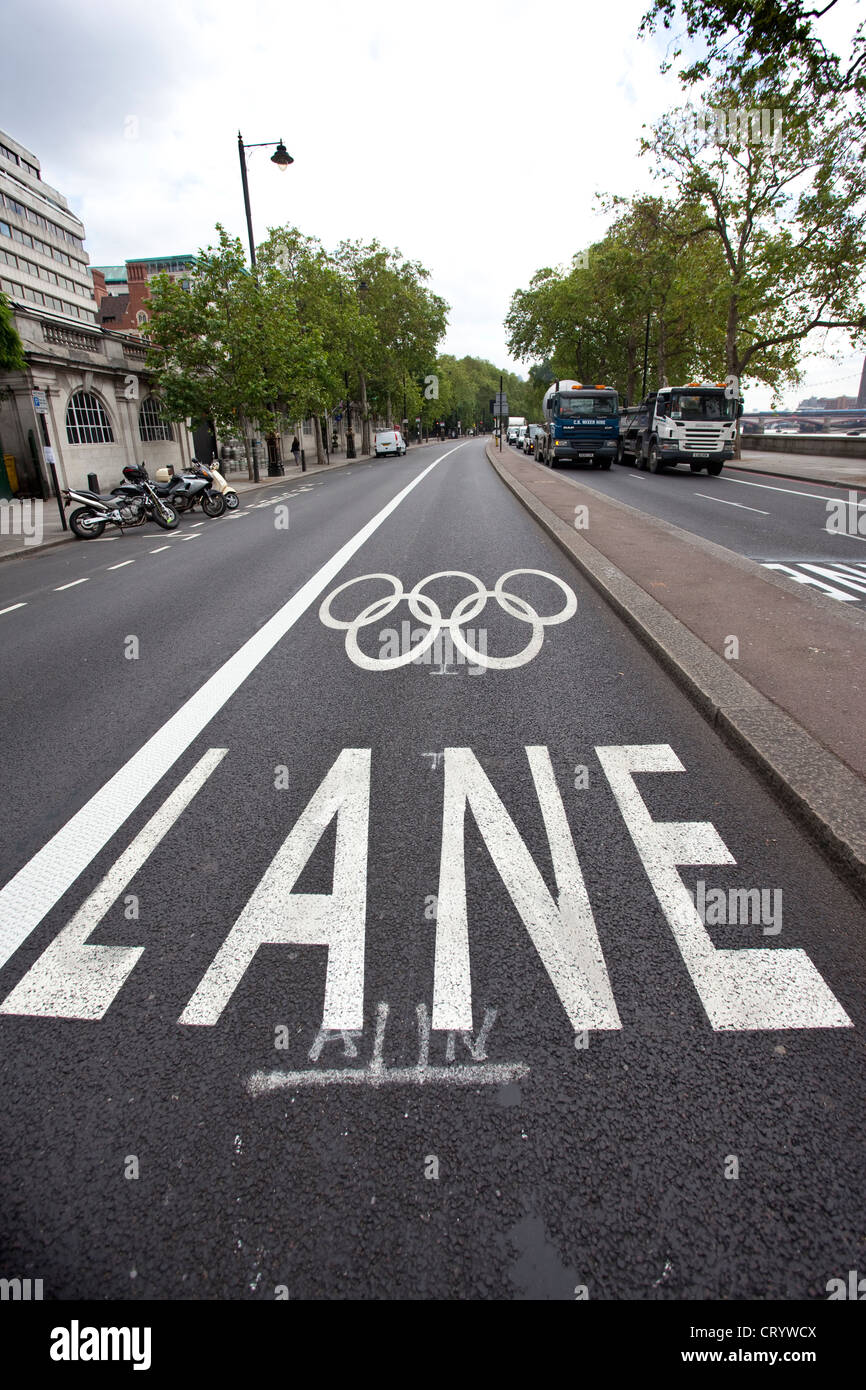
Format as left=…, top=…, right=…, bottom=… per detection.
left=558, top=396, right=618, bottom=417
left=668, top=392, right=735, bottom=421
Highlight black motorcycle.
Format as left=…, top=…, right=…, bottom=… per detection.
left=64, top=464, right=179, bottom=539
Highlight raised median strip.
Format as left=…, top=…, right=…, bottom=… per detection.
left=487, top=440, right=866, bottom=897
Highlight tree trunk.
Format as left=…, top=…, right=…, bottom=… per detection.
left=657, top=316, right=667, bottom=387
left=359, top=371, right=371, bottom=454
left=239, top=413, right=254, bottom=481
left=313, top=413, right=326, bottom=467
left=626, top=331, right=638, bottom=405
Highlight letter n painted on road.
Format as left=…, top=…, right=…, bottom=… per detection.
left=432, top=746, right=621, bottom=1035
left=595, top=744, right=852, bottom=1031
left=179, top=749, right=371, bottom=1031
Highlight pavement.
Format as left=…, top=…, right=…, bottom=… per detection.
left=2, top=438, right=866, bottom=1305
left=737, top=449, right=866, bottom=488
left=486, top=440, right=866, bottom=895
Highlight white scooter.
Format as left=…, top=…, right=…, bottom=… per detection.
left=204, top=461, right=239, bottom=510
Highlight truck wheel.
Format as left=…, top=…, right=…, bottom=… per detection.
left=615, top=439, right=625, bottom=465
left=689, top=461, right=704, bottom=473
left=638, top=450, right=649, bottom=471
left=599, top=456, right=612, bottom=470
left=707, top=460, right=724, bottom=475
left=647, top=443, right=664, bottom=473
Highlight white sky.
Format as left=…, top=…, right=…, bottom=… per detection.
left=4, top=0, right=865, bottom=409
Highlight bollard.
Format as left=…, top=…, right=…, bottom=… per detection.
left=87, top=472, right=100, bottom=493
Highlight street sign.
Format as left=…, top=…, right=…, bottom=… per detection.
left=33, top=392, right=48, bottom=415
left=43, top=446, right=56, bottom=464
left=493, top=393, right=509, bottom=418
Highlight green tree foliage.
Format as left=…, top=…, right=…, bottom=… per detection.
left=644, top=75, right=866, bottom=393
left=0, top=292, right=26, bottom=371
left=506, top=196, right=727, bottom=400
left=639, top=0, right=866, bottom=106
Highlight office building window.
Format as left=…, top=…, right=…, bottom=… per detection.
left=66, top=391, right=114, bottom=444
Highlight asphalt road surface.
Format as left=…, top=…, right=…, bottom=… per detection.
left=1, top=439, right=865, bottom=1300
left=523, top=448, right=866, bottom=607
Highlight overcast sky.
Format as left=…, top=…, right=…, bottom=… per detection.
left=4, top=0, right=864, bottom=408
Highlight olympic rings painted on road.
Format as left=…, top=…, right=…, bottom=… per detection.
left=318, top=569, right=577, bottom=670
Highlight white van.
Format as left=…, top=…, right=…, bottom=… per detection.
left=374, top=429, right=407, bottom=457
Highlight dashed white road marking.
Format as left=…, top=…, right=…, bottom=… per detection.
left=55, top=578, right=89, bottom=591
left=107, top=560, right=135, bottom=570
left=0, top=445, right=465, bottom=972
left=725, top=475, right=866, bottom=507
left=150, top=546, right=171, bottom=553
left=693, top=493, right=769, bottom=515
left=0, top=602, right=26, bottom=615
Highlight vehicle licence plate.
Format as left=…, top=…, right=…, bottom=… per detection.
left=579, top=453, right=592, bottom=458
left=694, top=452, right=710, bottom=458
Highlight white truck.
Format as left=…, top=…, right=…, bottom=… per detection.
left=617, top=381, right=741, bottom=474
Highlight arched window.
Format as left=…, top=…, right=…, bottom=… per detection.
left=65, top=391, right=114, bottom=444
left=139, top=396, right=173, bottom=442
left=136, top=310, right=148, bottom=325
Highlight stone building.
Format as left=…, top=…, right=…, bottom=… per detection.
left=0, top=129, right=195, bottom=497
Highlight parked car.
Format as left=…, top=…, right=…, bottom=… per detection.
left=374, top=429, right=407, bottom=457
left=523, top=424, right=544, bottom=455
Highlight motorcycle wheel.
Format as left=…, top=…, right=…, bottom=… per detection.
left=200, top=491, right=226, bottom=518
left=152, top=503, right=180, bottom=531
left=224, top=491, right=239, bottom=510
left=69, top=506, right=106, bottom=540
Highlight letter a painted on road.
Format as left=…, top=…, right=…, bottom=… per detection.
left=180, top=749, right=371, bottom=1031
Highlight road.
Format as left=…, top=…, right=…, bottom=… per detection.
left=1, top=438, right=865, bottom=1300
left=519, top=449, right=866, bottom=606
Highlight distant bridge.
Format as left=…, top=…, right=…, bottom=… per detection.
left=741, top=408, right=866, bottom=434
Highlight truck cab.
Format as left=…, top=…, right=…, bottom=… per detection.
left=618, top=382, right=741, bottom=474
left=536, top=381, right=620, bottom=469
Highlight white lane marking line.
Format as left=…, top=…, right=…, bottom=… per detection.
left=725, top=475, right=866, bottom=506
left=596, top=744, right=851, bottom=1030
left=191, top=521, right=205, bottom=527
left=0, top=444, right=465, bottom=972
left=0, top=750, right=227, bottom=1020
left=762, top=563, right=860, bottom=601
left=150, top=546, right=171, bottom=553
left=0, top=603, right=26, bottom=615
left=107, top=560, right=135, bottom=570
left=248, top=1060, right=529, bottom=1091
left=179, top=534, right=200, bottom=540
left=55, top=578, right=89, bottom=591
left=693, top=492, right=770, bottom=515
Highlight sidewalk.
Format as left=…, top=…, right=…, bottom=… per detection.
left=736, top=449, right=866, bottom=488
left=486, top=439, right=866, bottom=894
left=0, top=439, right=440, bottom=563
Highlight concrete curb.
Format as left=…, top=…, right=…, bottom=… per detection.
left=486, top=442, right=866, bottom=899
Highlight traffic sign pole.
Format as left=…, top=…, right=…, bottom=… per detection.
left=33, top=391, right=67, bottom=530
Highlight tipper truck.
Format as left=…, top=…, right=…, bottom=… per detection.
left=617, top=381, right=742, bottom=474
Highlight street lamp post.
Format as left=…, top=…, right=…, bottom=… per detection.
left=237, top=132, right=294, bottom=480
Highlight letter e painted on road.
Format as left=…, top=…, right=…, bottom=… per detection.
left=595, top=744, right=851, bottom=1031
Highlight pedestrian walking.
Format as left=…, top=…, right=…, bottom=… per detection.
left=291, top=435, right=301, bottom=469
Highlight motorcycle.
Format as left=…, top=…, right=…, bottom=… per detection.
left=199, top=460, right=239, bottom=510
left=153, top=461, right=226, bottom=517
left=64, top=464, right=179, bottom=540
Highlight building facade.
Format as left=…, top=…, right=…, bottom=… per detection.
left=0, top=129, right=195, bottom=496
left=92, top=254, right=194, bottom=334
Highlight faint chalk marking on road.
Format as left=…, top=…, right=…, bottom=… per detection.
left=246, top=998, right=529, bottom=1092
left=0, top=749, right=228, bottom=1019
left=596, top=744, right=851, bottom=1030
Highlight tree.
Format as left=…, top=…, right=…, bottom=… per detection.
left=0, top=293, right=25, bottom=371
left=144, top=225, right=325, bottom=478
left=639, top=0, right=866, bottom=106
left=643, top=74, right=866, bottom=407
left=335, top=240, right=448, bottom=452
